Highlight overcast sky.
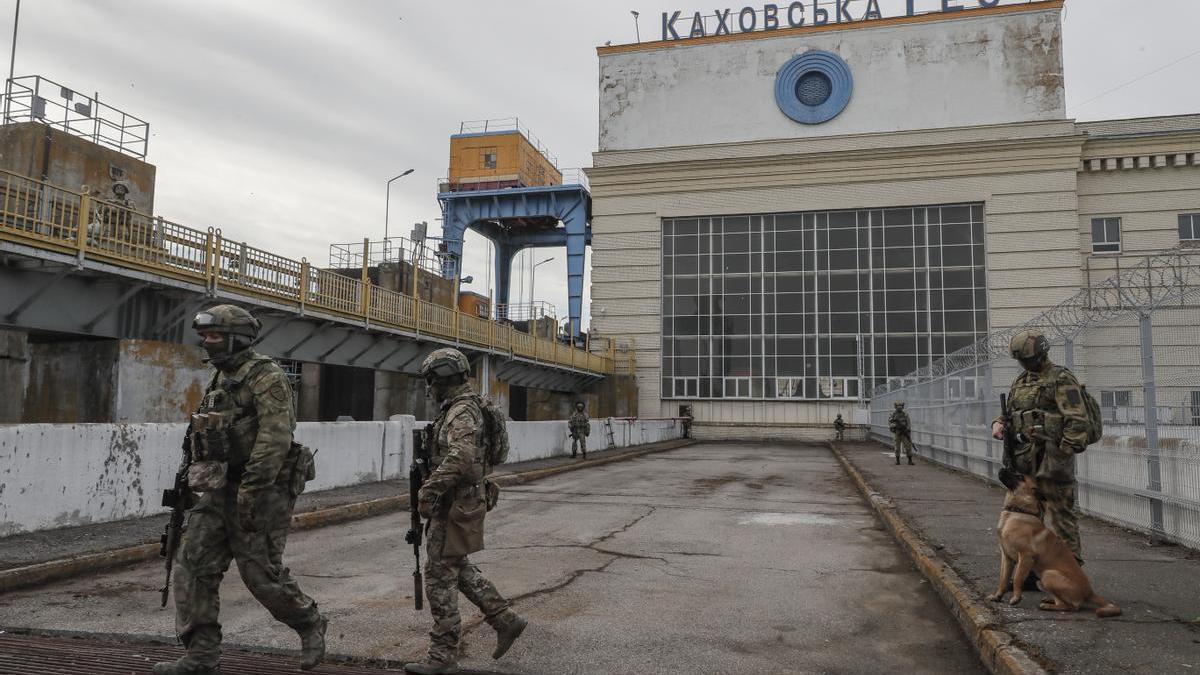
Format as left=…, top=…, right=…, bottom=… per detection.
left=8, top=0, right=1200, bottom=329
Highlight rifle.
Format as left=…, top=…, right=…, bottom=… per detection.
left=159, top=415, right=202, bottom=606
left=998, top=393, right=1027, bottom=472
left=404, top=426, right=430, bottom=610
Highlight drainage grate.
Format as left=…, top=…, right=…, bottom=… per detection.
left=0, top=633, right=405, bottom=674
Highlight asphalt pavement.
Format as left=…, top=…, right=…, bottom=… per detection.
left=0, top=443, right=983, bottom=674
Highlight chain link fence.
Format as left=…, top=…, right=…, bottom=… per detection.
left=869, top=247, right=1200, bottom=551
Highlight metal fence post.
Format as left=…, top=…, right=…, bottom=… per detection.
left=1139, top=311, right=1165, bottom=532
left=1064, top=337, right=1075, bottom=371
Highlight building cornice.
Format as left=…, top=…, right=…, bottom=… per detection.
left=593, top=120, right=1077, bottom=168
left=587, top=131, right=1085, bottom=197
left=597, top=0, right=1064, bottom=57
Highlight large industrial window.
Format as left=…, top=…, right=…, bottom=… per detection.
left=1091, top=217, right=1122, bottom=254
left=662, top=205, right=989, bottom=400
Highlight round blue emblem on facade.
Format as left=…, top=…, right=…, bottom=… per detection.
left=775, top=50, right=853, bottom=125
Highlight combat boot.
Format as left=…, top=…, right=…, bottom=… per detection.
left=298, top=613, right=327, bottom=670
left=895, top=457, right=901, bottom=465
left=908, top=457, right=915, bottom=465
left=405, top=659, right=459, bottom=674
left=152, top=656, right=220, bottom=675
left=492, top=613, right=528, bottom=659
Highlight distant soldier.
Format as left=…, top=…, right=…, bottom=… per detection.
left=680, top=404, right=694, bottom=439
left=888, top=401, right=914, bottom=465
left=834, top=414, right=846, bottom=441
left=155, top=305, right=325, bottom=675
left=992, top=330, right=1092, bottom=564
left=568, top=401, right=590, bottom=459
left=408, top=348, right=527, bottom=674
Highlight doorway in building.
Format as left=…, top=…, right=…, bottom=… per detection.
left=319, top=364, right=375, bottom=421
left=508, top=384, right=528, bottom=421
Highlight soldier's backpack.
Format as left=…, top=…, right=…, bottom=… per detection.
left=1079, top=385, right=1103, bottom=448
left=478, top=396, right=510, bottom=467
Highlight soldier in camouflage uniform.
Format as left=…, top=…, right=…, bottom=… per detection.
left=833, top=414, right=846, bottom=441
left=155, top=305, right=326, bottom=675
left=888, top=401, right=914, bottom=465
left=568, top=401, right=589, bottom=459
left=992, top=329, right=1089, bottom=563
left=407, top=348, right=527, bottom=675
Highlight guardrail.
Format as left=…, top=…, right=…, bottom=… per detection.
left=0, top=168, right=615, bottom=375
left=4, top=75, right=149, bottom=159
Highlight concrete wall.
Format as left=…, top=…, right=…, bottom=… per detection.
left=0, top=419, right=412, bottom=536
left=24, top=339, right=118, bottom=423
left=19, top=338, right=207, bottom=424
left=0, top=417, right=683, bottom=535
left=0, top=329, right=30, bottom=423
left=598, top=5, right=1064, bottom=151
left=114, top=340, right=208, bottom=423
left=0, top=122, right=156, bottom=212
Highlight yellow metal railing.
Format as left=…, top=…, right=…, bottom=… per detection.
left=0, top=168, right=614, bottom=375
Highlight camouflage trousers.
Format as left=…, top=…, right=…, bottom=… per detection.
left=893, top=433, right=913, bottom=461
left=424, top=516, right=517, bottom=663
left=172, top=484, right=320, bottom=667
left=571, top=432, right=587, bottom=456
left=1038, top=478, right=1082, bottom=563
left=835, top=429, right=845, bottom=441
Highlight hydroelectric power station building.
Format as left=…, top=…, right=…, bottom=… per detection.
left=586, top=0, right=1200, bottom=438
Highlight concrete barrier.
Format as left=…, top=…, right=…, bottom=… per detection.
left=415, top=418, right=685, bottom=462
left=0, top=417, right=684, bottom=536
left=0, top=419, right=414, bottom=536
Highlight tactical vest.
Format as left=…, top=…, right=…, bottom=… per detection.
left=1007, top=365, right=1074, bottom=481
left=197, top=355, right=276, bottom=470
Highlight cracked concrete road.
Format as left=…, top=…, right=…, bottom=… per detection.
left=0, top=443, right=983, bottom=674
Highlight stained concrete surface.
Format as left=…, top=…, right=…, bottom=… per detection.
left=842, top=442, right=1200, bottom=674
left=0, top=442, right=680, bottom=572
left=0, top=443, right=983, bottom=674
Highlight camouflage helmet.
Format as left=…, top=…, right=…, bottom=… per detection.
left=894, top=401, right=905, bottom=409
left=575, top=401, right=585, bottom=410
left=420, top=347, right=470, bottom=382
left=1009, top=329, right=1050, bottom=361
left=192, top=304, right=260, bottom=339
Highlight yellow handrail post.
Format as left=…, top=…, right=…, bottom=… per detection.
left=75, top=194, right=91, bottom=258
left=202, top=228, right=214, bottom=292
left=360, top=238, right=371, bottom=320
left=212, top=229, right=223, bottom=294
left=299, top=258, right=310, bottom=314
left=411, top=240, right=422, bottom=331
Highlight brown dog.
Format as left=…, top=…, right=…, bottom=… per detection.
left=987, top=469, right=1121, bottom=618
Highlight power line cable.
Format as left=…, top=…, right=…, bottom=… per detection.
left=1069, top=46, right=1200, bottom=112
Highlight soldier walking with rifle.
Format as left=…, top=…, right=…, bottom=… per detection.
left=406, top=348, right=527, bottom=674
left=888, top=401, right=915, bottom=465
left=155, top=305, right=325, bottom=675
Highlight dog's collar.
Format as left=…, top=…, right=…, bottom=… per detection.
left=1003, top=505, right=1041, bottom=517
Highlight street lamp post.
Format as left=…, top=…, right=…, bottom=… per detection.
left=383, top=168, right=414, bottom=255
left=530, top=256, right=555, bottom=321
left=5, top=0, right=21, bottom=124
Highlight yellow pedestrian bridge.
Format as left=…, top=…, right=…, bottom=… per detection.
left=0, top=169, right=623, bottom=389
